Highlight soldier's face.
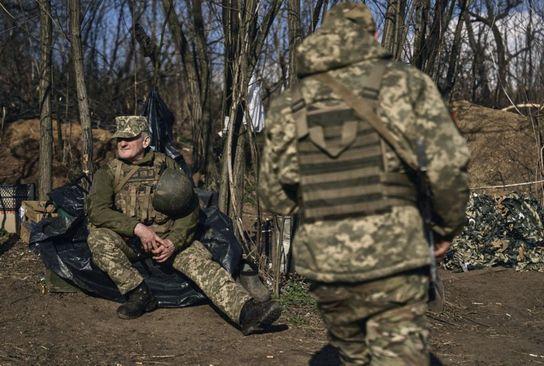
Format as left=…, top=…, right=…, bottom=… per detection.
left=117, top=134, right=150, bottom=161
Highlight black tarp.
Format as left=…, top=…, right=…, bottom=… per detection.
left=143, top=89, right=192, bottom=177
left=29, top=90, right=243, bottom=307
left=30, top=187, right=243, bottom=307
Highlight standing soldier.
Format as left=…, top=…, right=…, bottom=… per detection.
left=259, top=3, right=469, bottom=365
left=87, top=115, right=281, bottom=335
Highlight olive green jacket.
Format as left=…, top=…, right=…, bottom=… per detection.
left=87, top=151, right=199, bottom=249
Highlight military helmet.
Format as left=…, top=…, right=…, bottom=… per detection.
left=152, top=168, right=196, bottom=217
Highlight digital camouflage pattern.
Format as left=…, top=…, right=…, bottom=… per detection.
left=444, top=192, right=544, bottom=272
left=87, top=226, right=145, bottom=293
left=111, top=115, right=149, bottom=139
left=87, top=226, right=251, bottom=321
left=87, top=150, right=252, bottom=323
left=259, top=2, right=470, bottom=283
left=172, top=240, right=252, bottom=322
left=259, top=2, right=469, bottom=364
left=311, top=269, right=429, bottom=365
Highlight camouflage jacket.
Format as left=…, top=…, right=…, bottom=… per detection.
left=87, top=151, right=199, bottom=249
left=259, top=5, right=470, bottom=283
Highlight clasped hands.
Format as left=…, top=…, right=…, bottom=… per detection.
left=134, top=223, right=175, bottom=263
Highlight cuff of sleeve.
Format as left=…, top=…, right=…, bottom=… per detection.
left=431, top=222, right=464, bottom=242
left=167, top=233, right=188, bottom=250
left=117, top=219, right=140, bottom=237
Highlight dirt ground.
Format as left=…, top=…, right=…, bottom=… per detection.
left=1, top=104, right=543, bottom=365
left=1, top=236, right=543, bottom=366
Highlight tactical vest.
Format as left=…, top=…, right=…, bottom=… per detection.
left=108, top=153, right=172, bottom=233
left=292, top=61, right=416, bottom=222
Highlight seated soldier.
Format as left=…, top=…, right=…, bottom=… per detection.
left=86, top=115, right=281, bottom=335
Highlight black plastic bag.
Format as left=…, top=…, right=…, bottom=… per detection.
left=142, top=89, right=192, bottom=177
left=47, top=175, right=90, bottom=218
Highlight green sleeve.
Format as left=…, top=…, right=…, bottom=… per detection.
left=86, top=166, right=139, bottom=236
left=381, top=65, right=470, bottom=240
left=411, top=72, right=470, bottom=239
left=165, top=204, right=200, bottom=249
left=258, top=93, right=300, bottom=215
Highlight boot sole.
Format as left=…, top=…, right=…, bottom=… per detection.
left=241, top=303, right=282, bottom=336
left=259, top=303, right=281, bottom=326
left=117, top=299, right=158, bottom=320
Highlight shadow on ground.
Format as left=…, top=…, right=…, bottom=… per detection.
left=0, top=233, right=18, bottom=256
left=309, top=345, right=444, bottom=365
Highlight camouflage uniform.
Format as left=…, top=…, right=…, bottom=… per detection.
left=259, top=4, right=469, bottom=365
left=87, top=116, right=251, bottom=323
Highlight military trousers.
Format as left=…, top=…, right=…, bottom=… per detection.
left=310, top=268, right=429, bottom=366
left=87, top=226, right=252, bottom=323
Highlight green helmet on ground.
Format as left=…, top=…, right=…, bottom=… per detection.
left=153, top=168, right=196, bottom=217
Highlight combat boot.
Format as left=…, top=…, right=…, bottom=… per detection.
left=238, top=263, right=271, bottom=302
left=239, top=299, right=282, bottom=336
left=117, top=282, right=158, bottom=319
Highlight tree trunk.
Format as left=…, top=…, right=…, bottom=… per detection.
left=463, top=10, right=490, bottom=104
left=190, top=0, right=214, bottom=183
left=424, top=0, right=456, bottom=79
left=69, top=0, right=94, bottom=178
left=162, top=0, right=207, bottom=176
left=218, top=0, right=281, bottom=245
left=412, top=0, right=430, bottom=69
left=38, top=0, right=53, bottom=200
left=381, top=0, right=407, bottom=59
left=442, top=0, right=470, bottom=100
left=288, top=0, right=303, bottom=84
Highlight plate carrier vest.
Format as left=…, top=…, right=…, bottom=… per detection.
left=108, top=153, right=172, bottom=232
left=291, top=61, right=417, bottom=222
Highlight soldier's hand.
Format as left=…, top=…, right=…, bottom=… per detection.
left=152, top=239, right=175, bottom=263
left=134, top=223, right=161, bottom=252
left=434, top=240, right=450, bottom=263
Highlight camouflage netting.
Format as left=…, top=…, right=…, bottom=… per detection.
left=444, top=193, right=544, bottom=272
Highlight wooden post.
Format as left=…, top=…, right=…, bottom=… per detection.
left=272, top=215, right=286, bottom=297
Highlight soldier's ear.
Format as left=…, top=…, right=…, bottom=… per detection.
left=142, top=134, right=151, bottom=148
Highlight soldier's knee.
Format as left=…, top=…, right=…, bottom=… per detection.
left=185, top=240, right=213, bottom=260
left=87, top=227, right=124, bottom=253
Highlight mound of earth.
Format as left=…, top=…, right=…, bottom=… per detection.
left=0, top=119, right=113, bottom=187
left=452, top=100, right=540, bottom=194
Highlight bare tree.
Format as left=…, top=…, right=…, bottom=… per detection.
left=382, top=0, right=408, bottom=59
left=470, top=0, right=523, bottom=105
left=219, top=0, right=281, bottom=247
left=412, top=0, right=456, bottom=77
left=162, top=0, right=211, bottom=178
left=442, top=0, right=471, bottom=99
left=38, top=0, right=53, bottom=200
left=288, top=0, right=303, bottom=84
left=69, top=0, right=94, bottom=178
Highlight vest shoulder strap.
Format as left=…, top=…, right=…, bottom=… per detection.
left=109, top=159, right=140, bottom=194
left=290, top=84, right=308, bottom=139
